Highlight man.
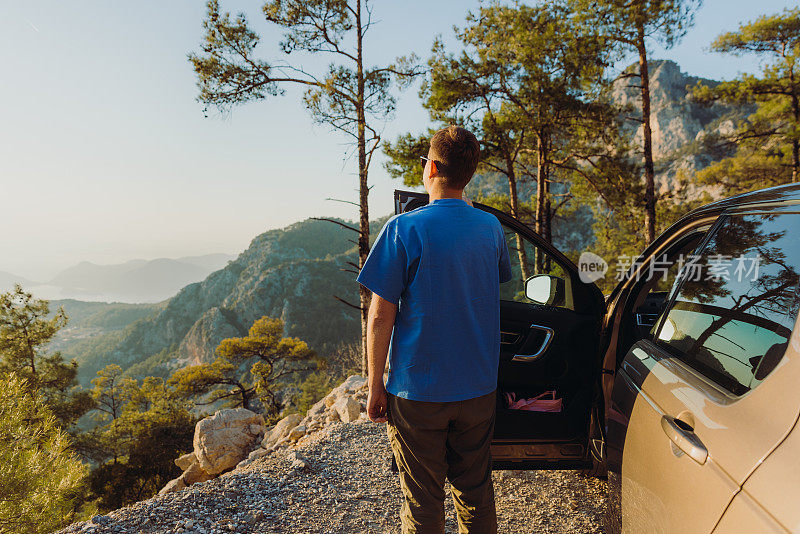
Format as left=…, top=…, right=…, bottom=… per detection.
left=356, top=125, right=512, bottom=533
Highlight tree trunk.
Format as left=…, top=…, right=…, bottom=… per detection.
left=355, top=0, right=370, bottom=377
left=505, top=155, right=530, bottom=282
left=637, top=25, right=656, bottom=244
left=791, top=89, right=799, bottom=183
left=543, top=158, right=552, bottom=273
left=535, top=133, right=547, bottom=273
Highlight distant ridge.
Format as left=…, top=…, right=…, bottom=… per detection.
left=0, top=270, right=38, bottom=291
left=43, top=254, right=237, bottom=302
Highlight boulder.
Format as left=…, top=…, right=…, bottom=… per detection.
left=193, top=408, right=265, bottom=475
left=261, top=413, right=302, bottom=448
left=333, top=396, right=361, bottom=423
left=324, top=375, right=367, bottom=408
left=175, top=452, right=197, bottom=471
left=339, top=375, right=367, bottom=393
left=288, top=425, right=306, bottom=441
left=180, top=460, right=214, bottom=485
left=158, top=477, right=186, bottom=496
left=307, top=399, right=326, bottom=417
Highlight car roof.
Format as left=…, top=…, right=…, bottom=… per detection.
left=688, top=183, right=800, bottom=218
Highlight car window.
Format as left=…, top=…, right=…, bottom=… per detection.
left=655, top=213, right=800, bottom=395
left=499, top=222, right=573, bottom=310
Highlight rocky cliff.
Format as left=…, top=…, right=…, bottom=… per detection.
left=71, top=218, right=387, bottom=382
left=611, top=59, right=748, bottom=197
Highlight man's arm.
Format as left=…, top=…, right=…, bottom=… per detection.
left=366, top=292, right=397, bottom=423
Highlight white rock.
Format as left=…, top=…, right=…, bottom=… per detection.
left=307, top=398, right=326, bottom=417
left=261, top=413, right=303, bottom=448
left=193, top=408, right=265, bottom=475
left=179, top=460, right=213, bottom=485
left=175, top=451, right=197, bottom=471
left=247, top=447, right=270, bottom=461
left=340, top=374, right=367, bottom=392
left=333, top=396, right=361, bottom=423
left=158, top=477, right=186, bottom=495
left=288, top=425, right=306, bottom=440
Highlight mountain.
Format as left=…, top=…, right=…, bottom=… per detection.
left=46, top=254, right=236, bottom=303
left=611, top=59, right=750, bottom=197
left=61, top=218, right=386, bottom=384
left=0, top=270, right=38, bottom=292
left=57, top=60, right=752, bottom=385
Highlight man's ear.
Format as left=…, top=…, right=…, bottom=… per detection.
left=429, top=160, right=439, bottom=178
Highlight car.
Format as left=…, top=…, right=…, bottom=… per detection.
left=394, top=185, right=800, bottom=533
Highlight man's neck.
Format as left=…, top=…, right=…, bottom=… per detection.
left=427, top=187, right=464, bottom=202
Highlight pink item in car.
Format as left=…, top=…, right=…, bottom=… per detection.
left=504, top=391, right=562, bottom=412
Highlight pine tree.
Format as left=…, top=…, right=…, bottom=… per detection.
left=386, top=3, right=608, bottom=276
left=82, top=370, right=195, bottom=511
left=169, top=316, right=316, bottom=418
left=692, top=8, right=800, bottom=190
left=189, top=0, right=421, bottom=374
left=0, top=374, right=93, bottom=532
left=0, top=285, right=92, bottom=428
left=568, top=0, right=702, bottom=243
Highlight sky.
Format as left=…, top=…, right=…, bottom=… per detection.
left=0, top=0, right=795, bottom=281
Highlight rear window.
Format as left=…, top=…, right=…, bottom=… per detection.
left=655, top=213, right=800, bottom=396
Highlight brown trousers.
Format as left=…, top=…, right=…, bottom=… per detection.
left=387, top=391, right=498, bottom=534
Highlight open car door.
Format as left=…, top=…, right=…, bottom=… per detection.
left=395, top=190, right=606, bottom=469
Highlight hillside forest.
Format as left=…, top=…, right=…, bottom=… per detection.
left=2, top=1, right=799, bottom=531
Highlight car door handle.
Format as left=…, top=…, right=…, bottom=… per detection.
left=660, top=415, right=708, bottom=465
left=511, top=324, right=554, bottom=362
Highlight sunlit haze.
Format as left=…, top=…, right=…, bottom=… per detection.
left=0, top=0, right=794, bottom=280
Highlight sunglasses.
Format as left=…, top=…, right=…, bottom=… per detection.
left=420, top=156, right=445, bottom=168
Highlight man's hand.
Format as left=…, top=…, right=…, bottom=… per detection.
left=367, top=383, right=388, bottom=423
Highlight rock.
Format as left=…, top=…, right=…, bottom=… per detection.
left=178, top=307, right=243, bottom=365
left=91, top=515, right=110, bottom=525
left=288, top=425, right=306, bottom=441
left=158, top=477, right=186, bottom=495
left=324, top=393, right=338, bottom=408
left=287, top=451, right=309, bottom=471
left=333, top=396, right=361, bottom=423
left=193, top=408, right=265, bottom=475
left=339, top=374, right=367, bottom=392
left=261, top=413, right=302, bottom=448
left=291, top=458, right=308, bottom=470
left=175, top=452, right=197, bottom=471
left=323, top=375, right=367, bottom=408
left=247, top=447, right=270, bottom=461
left=180, top=460, right=214, bottom=485
left=307, top=398, right=326, bottom=417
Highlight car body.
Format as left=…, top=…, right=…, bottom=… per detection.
left=394, top=185, right=800, bottom=533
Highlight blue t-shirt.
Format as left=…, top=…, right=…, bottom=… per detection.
left=356, top=198, right=513, bottom=402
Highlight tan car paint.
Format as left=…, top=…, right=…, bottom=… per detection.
left=620, top=344, right=739, bottom=533
left=620, top=311, right=800, bottom=533
left=729, top=406, right=800, bottom=531
left=712, top=490, right=787, bottom=533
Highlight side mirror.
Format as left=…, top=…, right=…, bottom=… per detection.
left=524, top=274, right=566, bottom=307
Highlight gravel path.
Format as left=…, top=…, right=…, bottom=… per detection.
left=61, top=420, right=606, bottom=533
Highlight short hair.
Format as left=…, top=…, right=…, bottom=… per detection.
left=429, top=125, right=480, bottom=189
